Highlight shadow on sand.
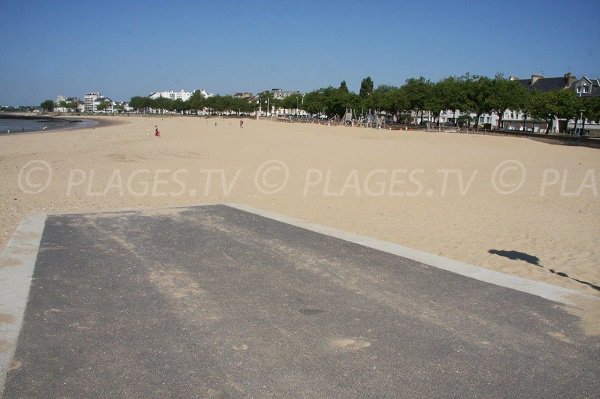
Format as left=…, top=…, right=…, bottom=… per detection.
left=488, top=249, right=599, bottom=292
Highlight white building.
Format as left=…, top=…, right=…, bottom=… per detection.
left=84, top=92, right=101, bottom=112
left=54, top=96, right=79, bottom=113
left=149, top=90, right=193, bottom=102
left=93, top=97, right=114, bottom=113
left=196, top=89, right=214, bottom=99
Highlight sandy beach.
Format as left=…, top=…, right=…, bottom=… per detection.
left=1, top=115, right=598, bottom=305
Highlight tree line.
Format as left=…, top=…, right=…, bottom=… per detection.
left=126, top=74, right=600, bottom=132
left=129, top=93, right=256, bottom=114
left=301, top=75, right=600, bottom=132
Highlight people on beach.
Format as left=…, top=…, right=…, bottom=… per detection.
left=240, top=120, right=244, bottom=128
left=155, top=125, right=160, bottom=137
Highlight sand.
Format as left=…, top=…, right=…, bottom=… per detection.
left=1, top=115, right=599, bottom=303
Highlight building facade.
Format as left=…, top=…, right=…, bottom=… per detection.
left=149, top=90, right=193, bottom=102
left=269, top=89, right=301, bottom=100
left=84, top=92, right=101, bottom=112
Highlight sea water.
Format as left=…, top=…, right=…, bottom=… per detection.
left=0, top=116, right=98, bottom=134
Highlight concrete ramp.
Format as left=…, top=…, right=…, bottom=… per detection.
left=1, top=205, right=599, bottom=398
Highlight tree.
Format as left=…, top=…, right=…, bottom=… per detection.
left=188, top=91, right=206, bottom=112
left=525, top=90, right=551, bottom=132
left=153, top=97, right=174, bottom=113
left=488, top=74, right=529, bottom=129
left=130, top=96, right=153, bottom=113
left=463, top=74, right=494, bottom=128
left=371, top=85, right=396, bottom=114
left=40, top=100, right=54, bottom=112
left=281, top=93, right=303, bottom=113
left=173, top=99, right=188, bottom=114
left=301, top=89, right=325, bottom=116
left=402, top=77, right=433, bottom=124
left=66, top=101, right=79, bottom=112
left=436, top=76, right=468, bottom=125
left=256, top=91, right=281, bottom=115
left=549, top=90, right=578, bottom=133
left=426, top=82, right=445, bottom=125
left=580, top=97, right=600, bottom=130
left=96, top=100, right=111, bottom=112
left=300, top=86, right=360, bottom=118
left=388, top=87, right=410, bottom=121
left=359, top=76, right=374, bottom=99
left=577, top=96, right=600, bottom=135
left=339, top=80, right=349, bottom=93
left=525, top=90, right=577, bottom=134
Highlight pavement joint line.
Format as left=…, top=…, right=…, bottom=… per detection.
left=224, top=203, right=595, bottom=307
left=0, top=213, right=46, bottom=392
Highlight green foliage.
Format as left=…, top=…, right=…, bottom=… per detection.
left=188, top=91, right=206, bottom=111
left=204, top=95, right=254, bottom=114
left=256, top=91, right=282, bottom=113
left=301, top=90, right=325, bottom=115
left=579, top=96, right=600, bottom=122
left=95, top=100, right=110, bottom=112
left=463, top=74, right=495, bottom=126
left=40, top=100, right=54, bottom=112
left=280, top=94, right=303, bottom=111
left=129, top=96, right=152, bottom=111
left=120, top=72, right=588, bottom=131
left=359, top=76, right=374, bottom=99
left=339, top=81, right=349, bottom=93
left=436, top=77, right=468, bottom=113
left=403, top=77, right=433, bottom=113
left=488, top=75, right=530, bottom=127
left=301, top=86, right=360, bottom=118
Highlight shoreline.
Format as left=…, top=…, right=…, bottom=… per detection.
left=0, top=114, right=126, bottom=135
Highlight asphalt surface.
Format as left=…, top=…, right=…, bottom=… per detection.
left=3, top=205, right=599, bottom=398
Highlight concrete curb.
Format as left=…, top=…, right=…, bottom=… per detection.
left=225, top=203, right=593, bottom=306
left=0, top=214, right=46, bottom=392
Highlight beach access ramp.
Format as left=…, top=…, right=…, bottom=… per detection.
left=1, top=204, right=598, bottom=398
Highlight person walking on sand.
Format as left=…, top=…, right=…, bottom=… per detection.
left=240, top=120, right=244, bottom=128
left=155, top=125, right=160, bottom=137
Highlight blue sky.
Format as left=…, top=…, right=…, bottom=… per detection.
left=0, top=0, right=598, bottom=105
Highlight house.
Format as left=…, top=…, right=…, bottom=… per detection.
left=269, top=89, right=301, bottom=100
left=573, top=76, right=600, bottom=98
left=513, top=72, right=576, bottom=92
left=497, top=73, right=577, bottom=133
left=233, top=92, right=253, bottom=99
left=568, top=76, right=600, bottom=136
left=430, top=73, right=580, bottom=133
